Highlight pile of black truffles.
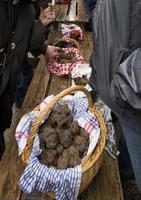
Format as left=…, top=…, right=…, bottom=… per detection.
left=56, top=52, right=77, bottom=64
left=38, top=104, right=89, bottom=169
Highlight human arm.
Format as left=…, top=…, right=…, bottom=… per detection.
left=28, top=5, right=55, bottom=57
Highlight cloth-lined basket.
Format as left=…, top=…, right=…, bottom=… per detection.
left=21, top=86, right=107, bottom=197
left=48, top=47, right=84, bottom=76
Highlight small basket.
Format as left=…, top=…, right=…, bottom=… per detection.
left=48, top=47, right=84, bottom=76
left=21, top=86, right=107, bottom=197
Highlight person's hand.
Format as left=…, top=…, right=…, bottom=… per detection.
left=45, top=45, right=63, bottom=59
left=39, top=6, right=55, bottom=26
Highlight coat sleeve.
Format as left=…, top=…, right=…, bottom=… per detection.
left=28, top=20, right=51, bottom=57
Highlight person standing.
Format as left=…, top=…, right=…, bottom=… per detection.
left=14, top=0, right=54, bottom=108
left=90, top=0, right=141, bottom=191
left=0, top=0, right=60, bottom=159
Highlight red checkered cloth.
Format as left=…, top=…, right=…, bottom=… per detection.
left=61, top=24, right=83, bottom=40
left=48, top=47, right=84, bottom=76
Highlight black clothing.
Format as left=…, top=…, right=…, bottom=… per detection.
left=0, top=0, right=49, bottom=158
left=0, top=1, right=49, bottom=96
left=0, top=2, right=34, bottom=96
left=0, top=84, right=13, bottom=159
left=0, top=2, right=34, bottom=158
left=14, top=2, right=51, bottom=108
left=0, top=0, right=17, bottom=50
left=15, top=57, right=39, bottom=108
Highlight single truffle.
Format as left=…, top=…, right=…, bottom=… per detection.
left=47, top=112, right=60, bottom=128
left=57, top=115, right=72, bottom=128
left=62, top=149, right=69, bottom=158
left=48, top=112, right=72, bottom=128
left=57, top=156, right=69, bottom=169
left=56, top=144, right=64, bottom=155
left=45, top=132, right=58, bottom=149
left=67, top=145, right=79, bottom=157
left=56, top=104, right=70, bottom=116
left=69, top=121, right=80, bottom=136
left=62, top=146, right=81, bottom=168
left=58, top=129, right=72, bottom=148
left=74, top=136, right=86, bottom=153
left=46, top=149, right=57, bottom=165
left=69, top=155, right=81, bottom=168
left=43, top=127, right=56, bottom=140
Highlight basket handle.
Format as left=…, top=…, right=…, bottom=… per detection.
left=22, top=85, right=95, bottom=163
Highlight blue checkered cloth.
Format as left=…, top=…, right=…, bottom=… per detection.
left=19, top=157, right=81, bottom=200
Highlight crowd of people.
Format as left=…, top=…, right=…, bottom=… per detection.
left=0, top=0, right=141, bottom=197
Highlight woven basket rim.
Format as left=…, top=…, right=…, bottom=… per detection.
left=81, top=106, right=106, bottom=173
left=21, top=86, right=107, bottom=173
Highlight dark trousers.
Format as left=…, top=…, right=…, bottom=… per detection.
left=0, top=88, right=13, bottom=159
left=119, top=121, right=141, bottom=191
left=15, top=58, right=34, bottom=108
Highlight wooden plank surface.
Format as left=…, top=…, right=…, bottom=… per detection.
left=55, top=4, right=69, bottom=22
left=79, top=31, right=93, bottom=62
left=80, top=152, right=124, bottom=200
left=55, top=0, right=88, bottom=23
left=0, top=57, right=50, bottom=200
left=67, top=0, right=77, bottom=21
left=76, top=0, right=89, bottom=22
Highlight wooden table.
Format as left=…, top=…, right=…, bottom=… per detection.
left=0, top=28, right=123, bottom=199
left=0, top=1, right=124, bottom=199
left=55, top=0, right=89, bottom=23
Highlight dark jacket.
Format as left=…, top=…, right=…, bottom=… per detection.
left=90, top=0, right=141, bottom=132
left=0, top=1, right=49, bottom=97
left=0, top=1, right=50, bottom=135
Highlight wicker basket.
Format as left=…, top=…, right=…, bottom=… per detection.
left=21, top=85, right=107, bottom=198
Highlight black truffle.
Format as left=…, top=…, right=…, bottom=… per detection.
left=74, top=136, right=86, bottom=153
left=45, top=132, right=58, bottom=149
left=57, top=156, right=69, bottom=169
left=58, top=129, right=72, bottom=148
left=69, top=121, right=80, bottom=136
